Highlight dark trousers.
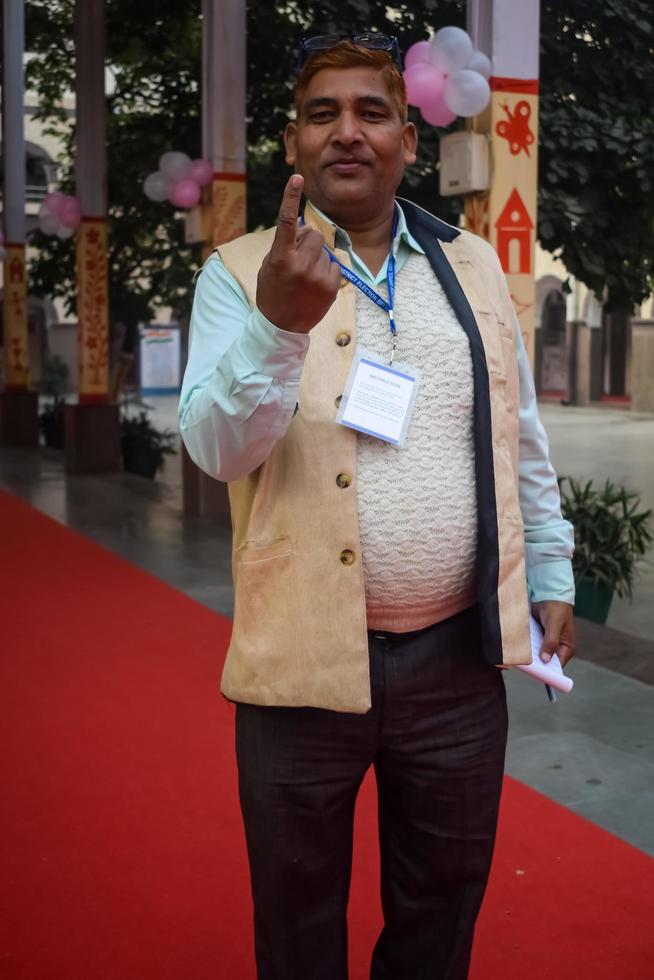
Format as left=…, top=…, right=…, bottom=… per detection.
left=235, top=605, right=508, bottom=980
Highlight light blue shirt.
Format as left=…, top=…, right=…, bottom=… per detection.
left=180, top=203, right=575, bottom=605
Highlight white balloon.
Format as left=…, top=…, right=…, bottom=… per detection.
left=39, top=201, right=52, bottom=219
left=467, top=49, right=492, bottom=80
left=429, top=26, right=473, bottom=74
left=143, top=171, right=171, bottom=202
left=39, top=212, right=59, bottom=235
left=159, top=151, right=191, bottom=181
left=57, top=224, right=75, bottom=240
left=444, top=69, right=491, bottom=117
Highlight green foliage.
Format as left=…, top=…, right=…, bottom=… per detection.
left=560, top=477, right=653, bottom=600
left=40, top=354, right=69, bottom=405
left=120, top=406, right=177, bottom=455
left=22, top=0, right=654, bottom=327
left=25, top=0, right=204, bottom=330
left=539, top=0, right=654, bottom=310
left=246, top=0, right=465, bottom=231
left=24, top=0, right=464, bottom=330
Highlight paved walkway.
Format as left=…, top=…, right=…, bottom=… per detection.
left=1, top=401, right=653, bottom=855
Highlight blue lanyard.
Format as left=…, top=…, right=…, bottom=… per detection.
left=302, top=209, right=400, bottom=362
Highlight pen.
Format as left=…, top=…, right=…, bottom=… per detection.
left=545, top=684, right=557, bottom=702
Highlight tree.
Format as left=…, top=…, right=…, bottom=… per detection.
left=22, top=0, right=463, bottom=337
left=245, top=1, right=464, bottom=231
left=539, top=0, right=654, bottom=310
left=20, top=0, right=654, bottom=330
left=24, top=0, right=204, bottom=340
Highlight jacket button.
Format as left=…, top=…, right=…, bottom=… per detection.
left=335, top=332, right=351, bottom=347
left=336, top=473, right=352, bottom=488
left=340, top=548, right=355, bottom=565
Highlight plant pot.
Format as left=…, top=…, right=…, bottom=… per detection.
left=121, top=438, right=162, bottom=479
left=41, top=410, right=65, bottom=449
left=574, top=577, right=613, bottom=625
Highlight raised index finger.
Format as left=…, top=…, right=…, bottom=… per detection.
left=272, top=174, right=304, bottom=252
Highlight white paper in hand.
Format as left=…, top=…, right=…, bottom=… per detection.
left=515, top=616, right=573, bottom=694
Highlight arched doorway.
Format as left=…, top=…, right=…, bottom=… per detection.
left=538, top=289, right=568, bottom=397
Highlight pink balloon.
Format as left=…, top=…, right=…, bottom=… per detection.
left=188, top=158, right=213, bottom=187
left=44, top=191, right=66, bottom=218
left=403, top=63, right=445, bottom=108
left=168, top=178, right=201, bottom=209
left=59, top=196, right=81, bottom=229
left=421, top=95, right=457, bottom=128
left=404, top=41, right=431, bottom=70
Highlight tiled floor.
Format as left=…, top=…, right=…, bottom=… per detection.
left=2, top=401, right=653, bottom=854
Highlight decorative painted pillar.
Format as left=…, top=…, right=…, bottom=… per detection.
left=3, top=245, right=28, bottom=389
left=1, top=0, right=39, bottom=444
left=465, top=0, right=540, bottom=364
left=202, top=0, right=247, bottom=251
left=183, top=0, right=247, bottom=519
left=64, top=0, right=120, bottom=472
left=75, top=0, right=110, bottom=402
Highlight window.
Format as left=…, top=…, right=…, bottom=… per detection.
left=0, top=140, right=57, bottom=202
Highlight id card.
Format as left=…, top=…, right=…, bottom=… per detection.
left=335, top=347, right=421, bottom=446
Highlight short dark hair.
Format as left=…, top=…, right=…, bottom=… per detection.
left=294, top=40, right=408, bottom=123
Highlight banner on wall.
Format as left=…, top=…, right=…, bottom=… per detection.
left=139, top=325, right=181, bottom=395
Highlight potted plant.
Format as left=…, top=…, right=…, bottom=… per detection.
left=559, top=477, right=653, bottom=624
left=39, top=354, right=70, bottom=449
left=120, top=405, right=177, bottom=479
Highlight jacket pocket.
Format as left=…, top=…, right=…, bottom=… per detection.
left=236, top=537, right=293, bottom=566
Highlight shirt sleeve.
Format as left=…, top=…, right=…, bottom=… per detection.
left=179, top=254, right=310, bottom=482
left=514, top=314, right=576, bottom=605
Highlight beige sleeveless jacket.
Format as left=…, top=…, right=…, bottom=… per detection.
left=216, top=200, right=531, bottom=713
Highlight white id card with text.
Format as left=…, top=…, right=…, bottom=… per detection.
left=335, top=347, right=421, bottom=446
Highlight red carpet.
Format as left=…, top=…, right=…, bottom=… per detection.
left=1, top=488, right=652, bottom=979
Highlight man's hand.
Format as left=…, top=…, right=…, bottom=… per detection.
left=256, top=174, right=341, bottom=334
left=531, top=600, right=576, bottom=668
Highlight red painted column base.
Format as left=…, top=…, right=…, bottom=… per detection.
left=64, top=403, right=121, bottom=474
left=0, top=390, right=39, bottom=446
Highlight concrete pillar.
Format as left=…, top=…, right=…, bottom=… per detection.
left=66, top=0, right=120, bottom=472
left=202, top=0, right=247, bottom=248
left=574, top=321, right=591, bottom=407
left=183, top=0, right=247, bottom=519
left=1, top=0, right=39, bottom=444
left=465, top=0, right=540, bottom=366
left=630, top=320, right=654, bottom=412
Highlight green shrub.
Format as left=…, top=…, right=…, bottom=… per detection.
left=560, top=477, right=653, bottom=600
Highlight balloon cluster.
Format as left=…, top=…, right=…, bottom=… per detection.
left=404, top=27, right=491, bottom=127
left=38, top=192, right=81, bottom=239
left=143, top=152, right=213, bottom=209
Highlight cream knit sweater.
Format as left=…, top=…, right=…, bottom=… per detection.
left=355, top=251, right=478, bottom=632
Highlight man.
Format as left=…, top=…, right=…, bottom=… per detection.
left=179, top=36, right=575, bottom=980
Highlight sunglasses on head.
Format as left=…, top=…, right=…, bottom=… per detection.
left=297, top=32, right=402, bottom=71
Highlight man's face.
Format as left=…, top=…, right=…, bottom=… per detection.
left=284, top=66, right=418, bottom=222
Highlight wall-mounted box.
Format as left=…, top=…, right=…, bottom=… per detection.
left=438, top=131, right=490, bottom=197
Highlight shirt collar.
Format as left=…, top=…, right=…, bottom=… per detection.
left=307, top=200, right=426, bottom=258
